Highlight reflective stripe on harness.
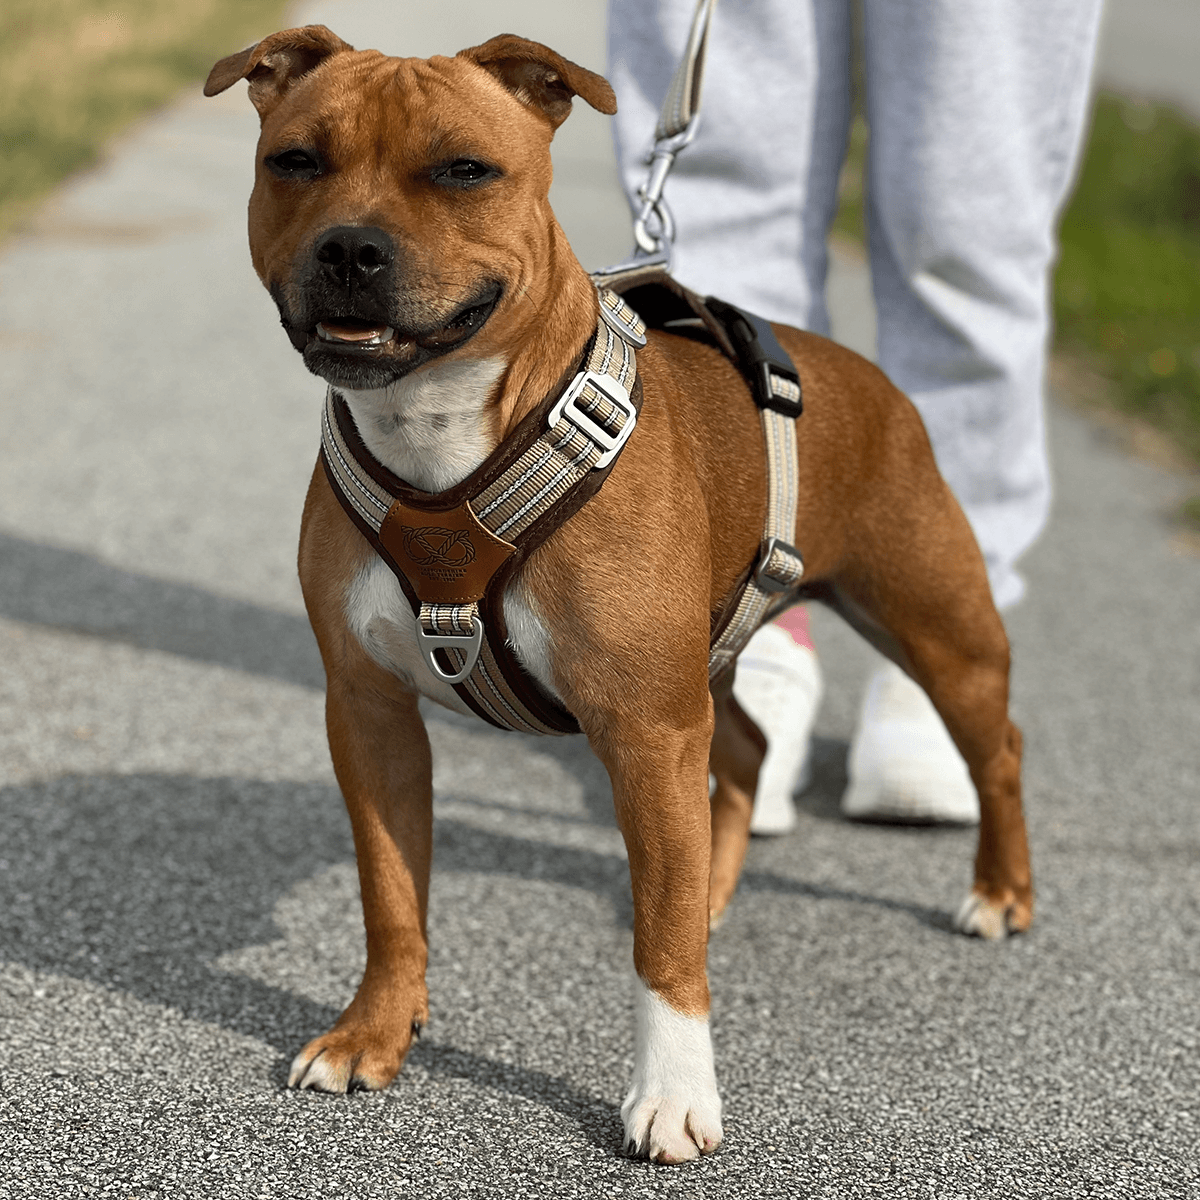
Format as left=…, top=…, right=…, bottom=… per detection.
left=701, top=295, right=805, bottom=681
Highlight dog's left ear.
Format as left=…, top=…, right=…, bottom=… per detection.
left=458, top=35, right=617, bottom=129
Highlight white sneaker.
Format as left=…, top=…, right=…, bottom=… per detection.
left=732, top=623, right=824, bottom=836
left=842, top=660, right=979, bottom=824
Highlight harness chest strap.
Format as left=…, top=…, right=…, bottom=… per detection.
left=320, top=287, right=648, bottom=735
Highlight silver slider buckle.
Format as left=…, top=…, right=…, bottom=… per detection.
left=414, top=615, right=483, bottom=684
left=754, top=536, right=804, bottom=594
left=548, top=371, right=637, bottom=469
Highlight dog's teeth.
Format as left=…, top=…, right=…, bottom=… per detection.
left=317, top=322, right=395, bottom=345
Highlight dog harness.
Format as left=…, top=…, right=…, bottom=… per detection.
left=320, top=276, right=805, bottom=735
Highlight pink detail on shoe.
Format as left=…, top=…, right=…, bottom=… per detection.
left=772, top=604, right=814, bottom=651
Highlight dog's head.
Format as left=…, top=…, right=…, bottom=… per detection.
left=206, top=27, right=615, bottom=390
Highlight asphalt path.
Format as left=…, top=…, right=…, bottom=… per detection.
left=0, top=1, right=1197, bottom=1196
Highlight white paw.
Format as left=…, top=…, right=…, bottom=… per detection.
left=288, top=1047, right=356, bottom=1092
left=621, top=1089, right=723, bottom=1163
left=955, top=890, right=1024, bottom=940
left=621, top=980, right=723, bottom=1163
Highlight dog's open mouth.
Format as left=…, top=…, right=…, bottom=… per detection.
left=310, top=287, right=500, bottom=356
left=299, top=285, right=502, bottom=388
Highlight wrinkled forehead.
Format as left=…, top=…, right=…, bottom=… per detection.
left=258, top=50, right=548, bottom=164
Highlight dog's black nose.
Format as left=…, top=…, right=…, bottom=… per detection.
left=313, top=226, right=395, bottom=288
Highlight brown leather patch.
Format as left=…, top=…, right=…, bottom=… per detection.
left=378, top=499, right=516, bottom=605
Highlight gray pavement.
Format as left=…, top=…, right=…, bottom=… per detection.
left=1, top=1, right=1198, bottom=1196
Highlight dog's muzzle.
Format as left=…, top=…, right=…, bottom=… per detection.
left=274, top=226, right=502, bottom=389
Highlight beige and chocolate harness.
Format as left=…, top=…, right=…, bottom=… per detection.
left=320, top=273, right=805, bottom=735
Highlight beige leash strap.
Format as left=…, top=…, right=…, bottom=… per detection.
left=656, top=0, right=718, bottom=140
left=625, top=0, right=719, bottom=264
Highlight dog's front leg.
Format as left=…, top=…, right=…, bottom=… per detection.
left=288, top=672, right=432, bottom=1092
left=589, top=704, right=724, bottom=1163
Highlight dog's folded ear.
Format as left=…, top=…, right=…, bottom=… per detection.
left=204, top=25, right=353, bottom=117
left=458, top=35, right=617, bottom=130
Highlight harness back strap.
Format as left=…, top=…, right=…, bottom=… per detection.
left=702, top=297, right=805, bottom=680
left=320, top=287, right=647, bottom=735
left=595, top=267, right=807, bottom=682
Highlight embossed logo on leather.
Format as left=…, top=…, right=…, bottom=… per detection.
left=401, top=526, right=477, bottom=581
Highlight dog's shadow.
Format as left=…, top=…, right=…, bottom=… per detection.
left=405, top=1041, right=622, bottom=1152
left=0, top=770, right=631, bottom=1140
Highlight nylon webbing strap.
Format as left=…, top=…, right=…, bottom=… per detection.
left=708, top=404, right=804, bottom=680
left=434, top=300, right=642, bottom=732
left=320, top=288, right=646, bottom=735
left=656, top=0, right=718, bottom=140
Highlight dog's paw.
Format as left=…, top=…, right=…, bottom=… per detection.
left=621, top=1086, right=723, bottom=1163
left=621, top=981, right=723, bottom=1164
left=954, top=889, right=1033, bottom=940
left=287, top=1020, right=419, bottom=1093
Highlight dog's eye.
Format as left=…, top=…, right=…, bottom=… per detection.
left=436, top=159, right=497, bottom=187
left=267, top=149, right=321, bottom=178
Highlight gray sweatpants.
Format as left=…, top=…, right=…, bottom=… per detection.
left=608, top=0, right=1103, bottom=608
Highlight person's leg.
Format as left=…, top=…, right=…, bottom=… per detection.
left=845, top=0, right=1104, bottom=822
left=608, top=0, right=852, bottom=333
left=862, top=0, right=1104, bottom=609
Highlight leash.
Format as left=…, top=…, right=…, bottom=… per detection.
left=629, top=0, right=718, bottom=266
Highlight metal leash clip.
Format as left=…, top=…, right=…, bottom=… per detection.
left=607, top=0, right=716, bottom=273
left=632, top=118, right=701, bottom=262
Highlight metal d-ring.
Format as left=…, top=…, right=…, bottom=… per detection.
left=414, top=614, right=484, bottom=684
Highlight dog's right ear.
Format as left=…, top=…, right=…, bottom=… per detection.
left=204, top=25, right=353, bottom=117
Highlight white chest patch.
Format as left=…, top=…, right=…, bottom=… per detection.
left=341, top=356, right=505, bottom=493
left=338, top=355, right=561, bottom=716
left=344, top=556, right=473, bottom=714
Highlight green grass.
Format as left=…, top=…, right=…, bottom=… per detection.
left=832, top=113, right=868, bottom=244
left=0, top=0, right=289, bottom=237
left=1055, top=94, right=1200, bottom=464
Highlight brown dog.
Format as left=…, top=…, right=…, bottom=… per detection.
left=205, top=27, right=1032, bottom=1164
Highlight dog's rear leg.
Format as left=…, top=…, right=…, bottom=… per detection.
left=288, top=672, right=432, bottom=1092
left=911, top=636, right=1031, bottom=939
left=828, top=571, right=1032, bottom=939
left=708, top=670, right=765, bottom=926
left=589, top=709, right=724, bottom=1163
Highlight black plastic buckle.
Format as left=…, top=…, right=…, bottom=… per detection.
left=705, top=296, right=803, bottom=418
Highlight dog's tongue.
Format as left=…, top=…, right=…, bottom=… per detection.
left=317, top=321, right=394, bottom=344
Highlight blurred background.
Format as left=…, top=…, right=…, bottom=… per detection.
left=2, top=0, right=1198, bottom=521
